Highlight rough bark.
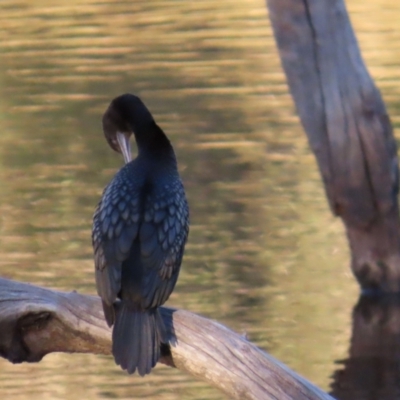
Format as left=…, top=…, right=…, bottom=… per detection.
left=267, top=0, right=400, bottom=292
left=331, top=295, right=400, bottom=399
left=0, top=277, right=333, bottom=400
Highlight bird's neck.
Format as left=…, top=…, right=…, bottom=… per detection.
left=134, top=122, right=176, bottom=163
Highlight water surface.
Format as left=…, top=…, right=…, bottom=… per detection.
left=0, top=0, right=399, bottom=399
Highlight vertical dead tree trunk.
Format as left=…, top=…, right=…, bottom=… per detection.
left=267, top=0, right=400, bottom=292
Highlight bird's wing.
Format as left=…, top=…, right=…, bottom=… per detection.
left=92, top=179, right=141, bottom=313
left=139, top=179, right=189, bottom=309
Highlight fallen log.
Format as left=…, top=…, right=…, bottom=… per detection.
left=0, top=277, right=333, bottom=400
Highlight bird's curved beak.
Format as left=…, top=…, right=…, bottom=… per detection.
left=116, top=132, right=132, bottom=164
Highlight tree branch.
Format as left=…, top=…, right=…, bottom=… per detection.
left=0, top=277, right=333, bottom=400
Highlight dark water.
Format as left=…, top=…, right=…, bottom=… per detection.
left=0, top=0, right=399, bottom=399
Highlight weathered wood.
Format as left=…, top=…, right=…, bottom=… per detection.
left=0, top=277, right=333, bottom=400
left=331, top=295, right=400, bottom=399
left=267, top=0, right=400, bottom=292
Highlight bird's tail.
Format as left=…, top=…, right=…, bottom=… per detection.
left=112, top=302, right=167, bottom=376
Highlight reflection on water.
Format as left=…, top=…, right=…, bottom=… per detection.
left=331, top=295, right=400, bottom=400
left=0, top=0, right=399, bottom=398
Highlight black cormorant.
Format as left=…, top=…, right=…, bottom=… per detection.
left=92, top=93, right=189, bottom=376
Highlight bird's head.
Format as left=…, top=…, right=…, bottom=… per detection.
left=102, top=93, right=155, bottom=164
